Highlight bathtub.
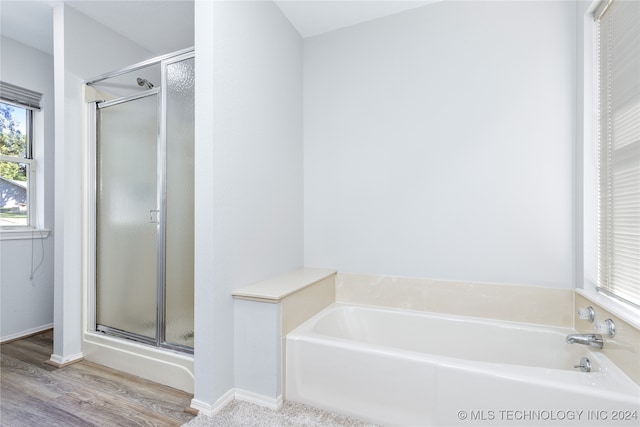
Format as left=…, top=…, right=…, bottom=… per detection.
left=286, top=303, right=640, bottom=426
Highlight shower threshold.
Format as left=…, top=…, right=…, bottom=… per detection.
left=96, top=324, right=193, bottom=355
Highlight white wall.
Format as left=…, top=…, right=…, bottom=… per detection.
left=193, top=0, right=303, bottom=411
left=304, top=0, right=576, bottom=288
left=63, top=5, right=158, bottom=81
left=234, top=299, right=281, bottom=401
left=0, top=36, right=55, bottom=341
left=193, top=0, right=216, bottom=411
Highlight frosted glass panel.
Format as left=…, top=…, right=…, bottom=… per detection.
left=96, top=94, right=159, bottom=340
left=165, top=57, right=195, bottom=348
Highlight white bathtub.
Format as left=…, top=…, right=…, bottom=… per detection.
left=286, top=303, right=640, bottom=426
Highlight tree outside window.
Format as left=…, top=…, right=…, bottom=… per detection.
left=0, top=102, right=31, bottom=227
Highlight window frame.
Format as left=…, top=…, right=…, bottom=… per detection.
left=576, top=1, right=640, bottom=329
left=0, top=101, right=36, bottom=230
left=593, top=0, right=640, bottom=309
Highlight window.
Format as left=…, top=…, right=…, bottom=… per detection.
left=0, top=82, right=41, bottom=228
left=0, top=102, right=32, bottom=226
left=595, top=0, right=640, bottom=306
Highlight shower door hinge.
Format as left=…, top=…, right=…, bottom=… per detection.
left=149, top=209, right=160, bottom=224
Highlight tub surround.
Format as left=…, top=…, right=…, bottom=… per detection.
left=280, top=274, right=336, bottom=334
left=336, top=273, right=574, bottom=327
left=233, top=268, right=336, bottom=407
left=233, top=268, right=336, bottom=302
left=575, top=293, right=640, bottom=385
left=575, top=289, right=640, bottom=330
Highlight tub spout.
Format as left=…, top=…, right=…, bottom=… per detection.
left=566, top=334, right=604, bottom=349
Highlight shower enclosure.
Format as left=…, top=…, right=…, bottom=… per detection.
left=88, top=50, right=194, bottom=353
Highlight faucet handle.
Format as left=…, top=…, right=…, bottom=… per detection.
left=577, top=306, right=595, bottom=323
left=595, top=319, right=616, bottom=337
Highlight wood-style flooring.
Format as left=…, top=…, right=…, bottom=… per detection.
left=0, top=330, right=195, bottom=426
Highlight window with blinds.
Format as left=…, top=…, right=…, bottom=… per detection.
left=0, top=82, right=42, bottom=228
left=595, top=0, right=640, bottom=306
left=0, top=82, right=42, bottom=111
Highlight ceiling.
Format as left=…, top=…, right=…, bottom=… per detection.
left=66, top=0, right=194, bottom=54
left=0, top=1, right=56, bottom=55
left=274, top=1, right=436, bottom=38
left=0, top=0, right=194, bottom=56
left=0, top=0, right=438, bottom=57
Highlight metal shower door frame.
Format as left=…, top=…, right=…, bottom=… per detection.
left=87, top=48, right=195, bottom=355
left=91, top=89, right=167, bottom=350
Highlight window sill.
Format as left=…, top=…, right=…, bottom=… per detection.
left=576, top=288, right=640, bottom=331
left=0, top=228, right=50, bottom=241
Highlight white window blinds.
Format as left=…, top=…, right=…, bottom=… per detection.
left=0, top=81, right=42, bottom=111
left=596, top=0, right=640, bottom=306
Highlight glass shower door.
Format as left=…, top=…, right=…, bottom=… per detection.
left=164, top=55, right=195, bottom=348
left=96, top=91, right=160, bottom=342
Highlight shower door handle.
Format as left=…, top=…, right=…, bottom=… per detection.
left=149, top=209, right=160, bottom=224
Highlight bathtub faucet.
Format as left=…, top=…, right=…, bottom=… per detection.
left=566, top=334, right=604, bottom=349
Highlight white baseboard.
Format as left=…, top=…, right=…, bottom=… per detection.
left=190, top=388, right=235, bottom=417
left=235, top=389, right=283, bottom=410
left=189, top=388, right=282, bottom=417
left=47, top=351, right=84, bottom=367
left=0, top=323, right=53, bottom=344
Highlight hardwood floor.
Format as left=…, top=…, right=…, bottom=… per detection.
left=1, top=331, right=195, bottom=426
